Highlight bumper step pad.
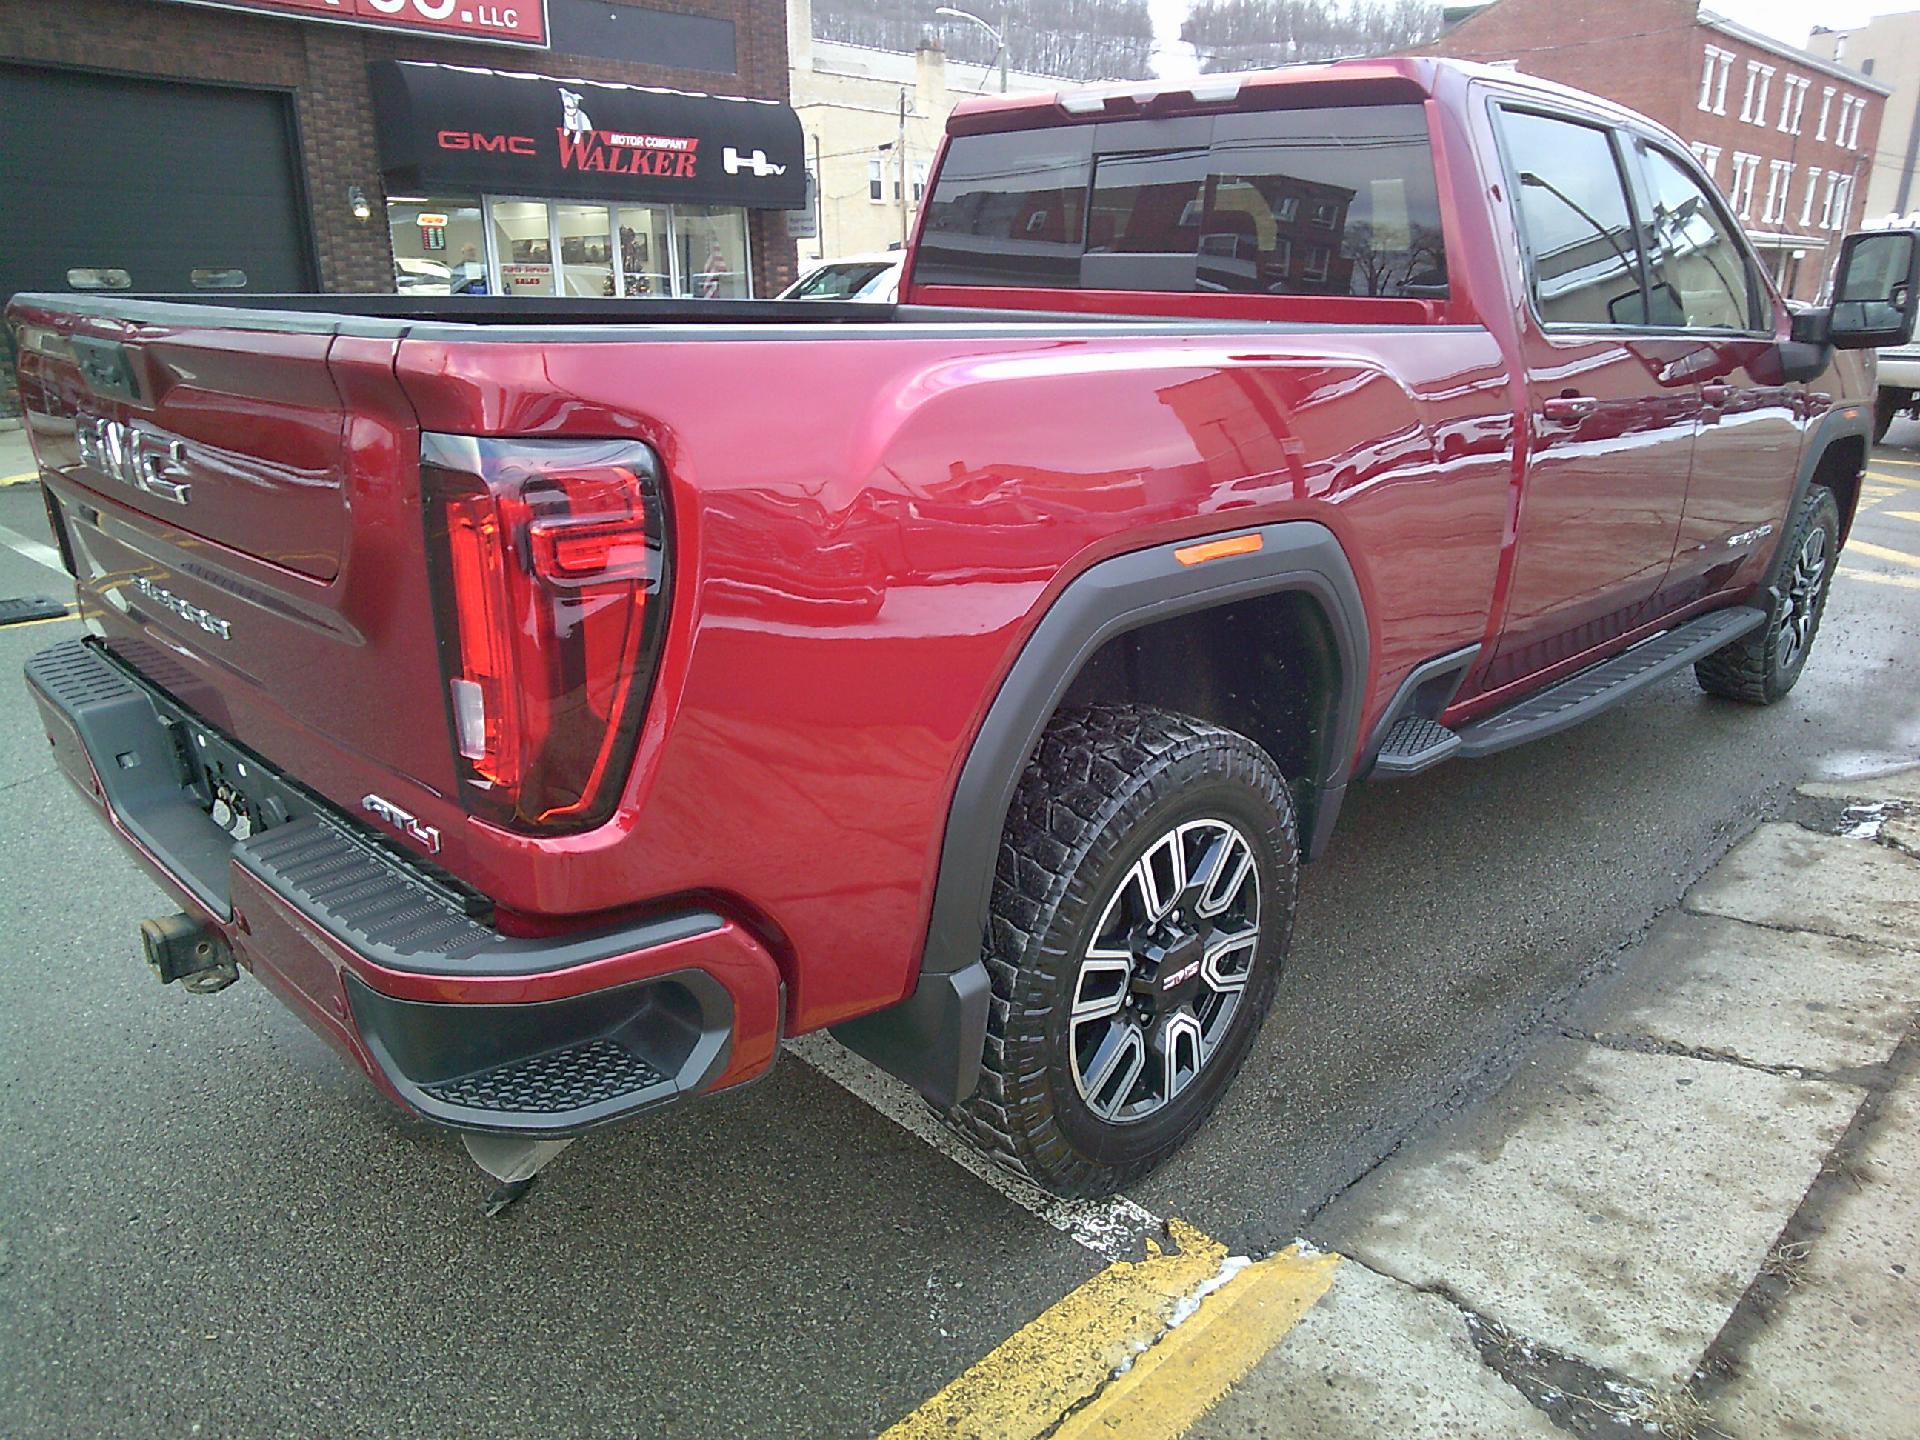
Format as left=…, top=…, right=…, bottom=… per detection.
left=421, top=1038, right=668, bottom=1115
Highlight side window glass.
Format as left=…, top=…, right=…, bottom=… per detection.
left=1636, top=145, right=1761, bottom=331
left=1498, top=108, right=1649, bottom=326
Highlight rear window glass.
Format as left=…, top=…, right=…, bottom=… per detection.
left=917, top=104, right=1447, bottom=299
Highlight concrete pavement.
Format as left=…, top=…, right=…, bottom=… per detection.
left=1203, top=774, right=1920, bottom=1438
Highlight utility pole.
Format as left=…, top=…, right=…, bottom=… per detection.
left=898, top=88, right=910, bottom=247
left=812, top=131, right=825, bottom=262
left=998, top=0, right=1008, bottom=93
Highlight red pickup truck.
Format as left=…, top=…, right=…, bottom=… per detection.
left=12, top=58, right=1918, bottom=1199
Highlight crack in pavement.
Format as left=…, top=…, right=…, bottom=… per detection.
left=1559, top=1026, right=1880, bottom=1088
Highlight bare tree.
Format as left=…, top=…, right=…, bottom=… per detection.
left=814, top=0, right=1155, bottom=81
left=1181, top=0, right=1441, bottom=72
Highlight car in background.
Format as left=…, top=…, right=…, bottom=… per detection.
left=1876, top=335, right=1920, bottom=440
left=394, top=257, right=454, bottom=294
left=779, top=251, right=902, bottom=302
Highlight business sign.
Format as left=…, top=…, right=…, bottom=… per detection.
left=786, top=172, right=819, bottom=239
left=371, top=61, right=807, bottom=209
left=163, top=0, right=549, bottom=49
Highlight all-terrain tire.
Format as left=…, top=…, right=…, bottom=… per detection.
left=948, top=704, right=1298, bottom=1197
left=1694, top=485, right=1841, bottom=705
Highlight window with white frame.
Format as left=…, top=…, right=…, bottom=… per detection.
left=1843, top=96, right=1866, bottom=149
left=1829, top=173, right=1852, bottom=229
left=1778, top=75, right=1810, bottom=134
left=1819, top=171, right=1840, bottom=227
left=1699, top=46, right=1735, bottom=112
left=1799, top=166, right=1823, bottom=227
left=1739, top=62, right=1775, bottom=124
left=868, top=156, right=884, bottom=203
left=912, top=161, right=928, bottom=204
left=1816, top=85, right=1835, bottom=140
left=1730, top=151, right=1761, bottom=217
left=1762, top=160, right=1795, bottom=224
left=1690, top=141, right=1722, bottom=182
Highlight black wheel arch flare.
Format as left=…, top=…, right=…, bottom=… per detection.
left=833, top=521, right=1369, bottom=1107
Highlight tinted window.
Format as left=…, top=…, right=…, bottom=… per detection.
left=1202, top=107, right=1447, bottom=298
left=916, top=104, right=1447, bottom=298
left=1635, top=144, right=1762, bottom=331
left=915, top=128, right=1092, bottom=288
left=1499, top=108, right=1648, bottom=326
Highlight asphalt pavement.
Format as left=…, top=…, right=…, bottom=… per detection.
left=2, top=426, right=1918, bottom=1439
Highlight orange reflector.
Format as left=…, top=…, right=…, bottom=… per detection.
left=1175, top=533, right=1264, bottom=566
left=1844, top=407, right=1861, bottom=420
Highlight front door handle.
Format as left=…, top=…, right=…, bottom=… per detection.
left=1541, top=395, right=1599, bottom=423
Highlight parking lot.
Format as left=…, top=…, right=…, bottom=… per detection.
left=2, top=429, right=1919, bottom=1439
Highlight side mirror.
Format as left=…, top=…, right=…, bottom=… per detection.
left=1827, top=230, right=1920, bottom=350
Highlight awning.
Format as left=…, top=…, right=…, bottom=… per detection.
left=371, top=60, right=805, bottom=210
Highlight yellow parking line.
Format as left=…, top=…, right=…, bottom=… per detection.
left=1839, top=566, right=1920, bottom=590
left=1866, top=469, right=1920, bottom=488
left=1872, top=455, right=1920, bottom=467
left=1053, top=1245, right=1340, bottom=1440
left=1888, top=511, right=1920, bottom=523
left=0, top=610, right=77, bottom=629
left=0, top=472, right=40, bottom=488
left=1848, top=540, right=1920, bottom=569
left=881, top=1221, right=1337, bottom=1440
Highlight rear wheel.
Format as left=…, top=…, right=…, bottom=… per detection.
left=1694, top=485, right=1840, bottom=705
left=950, top=705, right=1297, bottom=1197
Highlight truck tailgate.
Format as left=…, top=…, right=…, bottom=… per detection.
left=11, top=301, right=462, bottom=866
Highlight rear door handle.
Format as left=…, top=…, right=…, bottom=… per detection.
left=1701, top=383, right=1734, bottom=405
left=1541, top=395, right=1599, bottom=423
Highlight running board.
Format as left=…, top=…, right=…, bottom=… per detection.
left=1370, top=607, right=1769, bottom=777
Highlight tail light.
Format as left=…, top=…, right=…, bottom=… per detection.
left=421, top=434, right=670, bottom=833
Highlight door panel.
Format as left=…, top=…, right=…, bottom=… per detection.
left=1629, top=142, right=1805, bottom=602
left=1485, top=107, right=1695, bottom=689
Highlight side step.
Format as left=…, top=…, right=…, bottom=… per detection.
left=1371, top=607, right=1768, bottom=777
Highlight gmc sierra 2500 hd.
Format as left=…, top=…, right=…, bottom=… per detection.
left=12, top=58, right=1919, bottom=1200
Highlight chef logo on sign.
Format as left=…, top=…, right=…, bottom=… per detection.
left=559, top=87, right=593, bottom=134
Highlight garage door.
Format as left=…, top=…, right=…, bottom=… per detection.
left=0, top=65, right=316, bottom=301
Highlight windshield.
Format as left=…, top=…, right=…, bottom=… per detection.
left=789, top=261, right=895, bottom=299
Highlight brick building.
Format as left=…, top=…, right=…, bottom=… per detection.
left=1422, top=0, right=1888, bottom=298
left=0, top=0, right=802, bottom=312
left=1808, top=13, right=1920, bottom=226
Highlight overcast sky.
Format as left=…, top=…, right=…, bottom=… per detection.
left=1703, top=0, right=1910, bottom=45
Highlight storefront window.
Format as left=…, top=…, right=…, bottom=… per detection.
left=555, top=202, right=615, bottom=298
left=491, top=199, right=554, bottom=296
left=388, top=198, right=486, bottom=294
left=675, top=205, right=751, bottom=300
left=618, top=204, right=673, bottom=297
left=436, top=198, right=752, bottom=300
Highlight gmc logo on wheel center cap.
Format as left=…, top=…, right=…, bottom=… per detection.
left=1160, top=958, right=1203, bottom=990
